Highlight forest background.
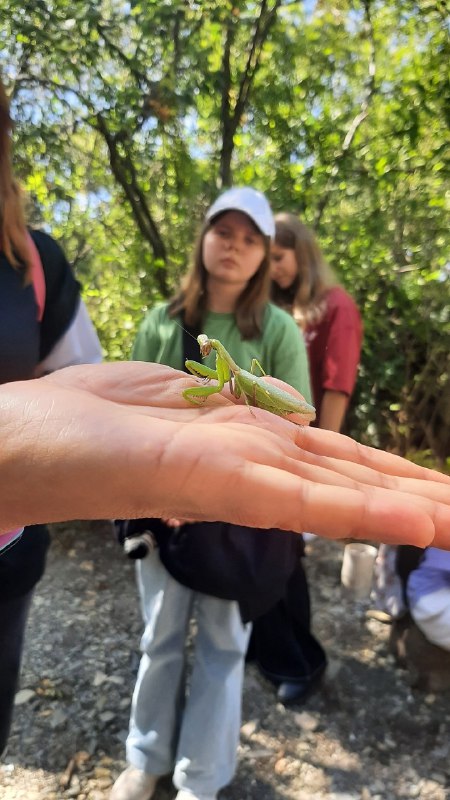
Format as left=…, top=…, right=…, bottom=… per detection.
left=1, top=0, right=449, bottom=466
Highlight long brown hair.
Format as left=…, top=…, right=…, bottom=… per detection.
left=169, top=214, right=271, bottom=340
left=271, top=213, right=337, bottom=328
left=0, top=75, right=31, bottom=278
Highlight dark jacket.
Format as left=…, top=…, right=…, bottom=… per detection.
left=0, top=229, right=80, bottom=600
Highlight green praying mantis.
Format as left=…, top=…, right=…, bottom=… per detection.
left=182, top=334, right=316, bottom=424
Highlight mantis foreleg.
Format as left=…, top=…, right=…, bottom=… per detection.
left=183, top=354, right=233, bottom=404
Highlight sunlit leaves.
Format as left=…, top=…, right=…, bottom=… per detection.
left=1, top=0, right=448, bottom=457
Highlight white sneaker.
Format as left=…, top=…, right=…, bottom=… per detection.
left=110, top=766, right=158, bottom=800
left=175, top=791, right=217, bottom=800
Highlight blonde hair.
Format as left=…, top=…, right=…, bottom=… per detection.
left=0, top=76, right=31, bottom=279
left=271, top=213, right=337, bottom=328
left=169, top=213, right=271, bottom=340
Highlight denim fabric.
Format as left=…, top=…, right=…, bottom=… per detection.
left=126, top=551, right=251, bottom=795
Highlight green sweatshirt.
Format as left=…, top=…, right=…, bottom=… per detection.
left=132, top=302, right=312, bottom=401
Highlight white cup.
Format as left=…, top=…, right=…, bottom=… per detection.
left=341, top=543, right=378, bottom=600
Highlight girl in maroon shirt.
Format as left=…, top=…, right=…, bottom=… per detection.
left=248, top=214, right=362, bottom=705
left=271, top=213, right=362, bottom=431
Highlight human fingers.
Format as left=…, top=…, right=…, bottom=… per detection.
left=183, top=418, right=450, bottom=547
left=274, top=442, right=450, bottom=507
left=271, top=427, right=450, bottom=546
left=143, top=418, right=448, bottom=548
left=145, top=401, right=450, bottom=523
left=271, top=453, right=450, bottom=549
left=294, top=425, right=450, bottom=485
left=178, top=455, right=438, bottom=547
left=191, top=408, right=450, bottom=516
left=239, top=435, right=450, bottom=548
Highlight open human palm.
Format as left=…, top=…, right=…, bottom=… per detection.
left=0, top=361, right=449, bottom=548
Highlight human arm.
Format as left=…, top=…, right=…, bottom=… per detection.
left=0, top=362, right=449, bottom=548
left=319, top=389, right=349, bottom=432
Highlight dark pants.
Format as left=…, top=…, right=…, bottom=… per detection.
left=0, top=590, right=33, bottom=755
left=248, top=557, right=326, bottom=684
left=0, top=524, right=49, bottom=755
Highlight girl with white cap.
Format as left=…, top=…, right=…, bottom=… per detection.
left=111, top=186, right=312, bottom=800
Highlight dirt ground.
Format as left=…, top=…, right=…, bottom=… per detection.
left=1, top=522, right=449, bottom=800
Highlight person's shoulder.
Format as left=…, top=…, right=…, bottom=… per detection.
left=326, top=285, right=359, bottom=314
left=265, top=302, right=297, bottom=329
left=262, top=304, right=302, bottom=350
left=29, top=228, right=65, bottom=261
left=148, top=301, right=170, bottom=317
left=140, top=302, right=171, bottom=327
left=324, top=287, right=361, bottom=325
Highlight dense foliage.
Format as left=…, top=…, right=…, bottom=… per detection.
left=1, top=0, right=448, bottom=463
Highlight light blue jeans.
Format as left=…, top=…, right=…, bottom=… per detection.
left=126, top=550, right=251, bottom=795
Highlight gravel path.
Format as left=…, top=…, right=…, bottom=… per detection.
left=1, top=522, right=449, bottom=800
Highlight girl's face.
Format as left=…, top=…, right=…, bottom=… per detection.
left=270, top=243, right=298, bottom=289
left=202, top=211, right=266, bottom=289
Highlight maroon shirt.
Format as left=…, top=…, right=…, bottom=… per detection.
left=304, top=286, right=362, bottom=424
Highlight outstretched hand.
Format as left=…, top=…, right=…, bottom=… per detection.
left=0, top=361, right=449, bottom=548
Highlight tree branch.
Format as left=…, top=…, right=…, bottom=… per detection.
left=95, top=114, right=169, bottom=296
left=218, top=0, right=283, bottom=186
left=313, top=0, right=377, bottom=227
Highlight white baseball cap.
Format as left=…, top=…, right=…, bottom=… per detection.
left=205, top=187, right=275, bottom=239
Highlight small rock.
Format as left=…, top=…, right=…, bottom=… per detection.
left=14, top=689, right=35, bottom=705
left=241, top=720, right=258, bottom=737
left=245, top=748, right=273, bottom=759
left=97, top=778, right=114, bottom=790
left=325, top=659, right=342, bottom=680
left=330, top=794, right=359, bottom=800
left=49, top=708, right=68, bottom=729
left=99, top=710, right=116, bottom=723
left=66, top=779, right=81, bottom=797
left=430, top=772, right=447, bottom=783
left=80, top=560, right=94, bottom=571
left=369, top=781, right=386, bottom=794
left=274, top=757, right=289, bottom=774
left=97, top=755, right=114, bottom=766
left=93, top=671, right=108, bottom=687
left=293, top=711, right=319, bottom=732
left=94, top=766, right=113, bottom=779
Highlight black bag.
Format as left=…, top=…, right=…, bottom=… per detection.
left=121, top=516, right=301, bottom=624
left=118, top=318, right=301, bottom=622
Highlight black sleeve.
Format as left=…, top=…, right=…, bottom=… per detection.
left=30, top=229, right=81, bottom=361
